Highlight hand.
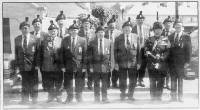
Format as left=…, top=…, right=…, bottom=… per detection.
left=15, top=67, right=20, bottom=74
left=137, top=64, right=141, bottom=70
left=90, top=68, right=93, bottom=73
left=155, top=54, right=160, bottom=60
left=184, top=63, right=190, bottom=68
left=114, top=64, right=119, bottom=71
left=35, top=66, right=40, bottom=70
left=146, top=51, right=151, bottom=55
left=82, top=69, right=86, bottom=73
left=61, top=68, right=66, bottom=72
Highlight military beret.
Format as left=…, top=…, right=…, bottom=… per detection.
left=69, top=20, right=80, bottom=30
left=32, top=15, right=42, bottom=25
left=136, top=11, right=145, bottom=20
left=82, top=14, right=91, bottom=23
left=153, top=21, right=163, bottom=30
left=174, top=18, right=183, bottom=25
left=107, top=15, right=117, bottom=25
left=19, top=17, right=30, bottom=29
left=56, top=10, right=66, bottom=22
left=48, top=20, right=58, bottom=30
left=95, top=25, right=105, bottom=33
left=122, top=17, right=133, bottom=28
left=163, top=16, right=172, bottom=24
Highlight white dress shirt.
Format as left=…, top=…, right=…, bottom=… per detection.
left=22, top=33, right=30, bottom=48
left=124, top=34, right=132, bottom=48
left=174, top=31, right=183, bottom=41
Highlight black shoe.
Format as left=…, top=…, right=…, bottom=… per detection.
left=138, top=81, right=145, bottom=87
left=32, top=99, right=37, bottom=104
left=56, top=97, right=62, bottom=103
left=88, top=86, right=93, bottom=90
left=112, top=84, right=119, bottom=88
left=128, top=97, right=135, bottom=101
left=19, top=100, right=29, bottom=104
left=46, top=98, right=54, bottom=103
left=102, top=99, right=110, bottom=103
left=63, top=98, right=72, bottom=104
left=169, top=98, right=178, bottom=102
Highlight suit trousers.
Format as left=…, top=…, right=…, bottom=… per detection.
left=93, top=72, right=108, bottom=101
left=21, top=70, right=38, bottom=101
left=137, top=47, right=147, bottom=81
left=64, top=70, right=85, bottom=101
left=171, top=75, right=183, bottom=100
left=119, top=68, right=137, bottom=99
left=86, top=67, right=93, bottom=88
left=148, top=69, right=165, bottom=100
left=108, top=69, right=119, bottom=87
left=43, top=71, right=63, bottom=99
left=41, top=71, right=47, bottom=91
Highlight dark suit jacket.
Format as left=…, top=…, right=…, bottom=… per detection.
left=104, top=29, right=121, bottom=70
left=60, top=36, right=87, bottom=72
left=88, top=38, right=111, bottom=73
left=168, top=32, right=192, bottom=77
left=15, top=34, right=39, bottom=71
left=38, top=36, right=62, bottom=72
left=114, top=33, right=138, bottom=69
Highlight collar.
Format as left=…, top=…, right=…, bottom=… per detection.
left=34, top=31, right=41, bottom=35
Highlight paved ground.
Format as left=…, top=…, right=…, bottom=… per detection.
left=3, top=78, right=199, bottom=109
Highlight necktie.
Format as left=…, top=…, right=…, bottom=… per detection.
left=175, top=33, right=179, bottom=46
left=72, top=37, right=75, bottom=52
left=60, top=29, right=63, bottom=38
left=139, top=26, right=143, bottom=44
left=165, top=31, right=169, bottom=36
left=23, top=35, right=27, bottom=51
left=126, top=35, right=131, bottom=48
left=110, top=30, right=113, bottom=41
left=100, top=39, right=103, bottom=55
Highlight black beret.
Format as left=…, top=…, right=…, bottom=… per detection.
left=95, top=26, right=105, bottom=33
left=174, top=18, right=183, bottom=25
left=56, top=10, right=66, bottom=22
left=107, top=15, right=117, bottom=25
left=69, top=20, right=80, bottom=30
left=48, top=20, right=58, bottom=30
left=122, top=17, right=133, bottom=28
left=32, top=15, right=42, bottom=25
left=82, top=14, right=91, bottom=23
left=163, top=16, right=172, bottom=24
left=19, top=17, right=30, bottom=29
left=153, top=21, right=163, bottom=30
left=136, top=11, right=145, bottom=19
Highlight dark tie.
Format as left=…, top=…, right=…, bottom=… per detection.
left=23, top=35, right=27, bottom=51
left=110, top=30, right=113, bottom=40
left=72, top=37, right=75, bottom=52
left=139, top=26, right=143, bottom=44
left=127, top=35, right=131, bottom=48
left=100, top=39, right=103, bottom=55
left=175, top=33, right=179, bottom=46
left=165, top=31, right=169, bottom=36
left=60, top=29, right=63, bottom=38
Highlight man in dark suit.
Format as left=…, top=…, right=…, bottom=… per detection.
left=161, top=16, right=175, bottom=90
left=56, top=10, right=67, bottom=38
left=37, top=20, right=63, bottom=103
left=114, top=17, right=138, bottom=101
left=144, top=21, right=170, bottom=101
left=132, top=11, right=151, bottom=87
left=105, top=15, right=121, bottom=88
left=78, top=15, right=95, bottom=90
left=15, top=17, right=40, bottom=104
left=88, top=26, right=111, bottom=103
left=168, top=19, right=192, bottom=102
left=61, top=20, right=87, bottom=103
left=31, top=15, right=49, bottom=91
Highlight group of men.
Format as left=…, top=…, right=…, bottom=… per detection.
left=14, top=10, right=191, bottom=104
